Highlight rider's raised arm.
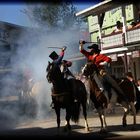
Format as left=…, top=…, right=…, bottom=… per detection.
left=79, top=40, right=90, bottom=58
left=55, top=47, right=66, bottom=65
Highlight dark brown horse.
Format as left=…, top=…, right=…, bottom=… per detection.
left=81, top=62, right=139, bottom=130
left=81, top=63, right=108, bottom=132
left=46, top=61, right=89, bottom=133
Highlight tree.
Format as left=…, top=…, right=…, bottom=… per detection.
left=22, top=1, right=80, bottom=31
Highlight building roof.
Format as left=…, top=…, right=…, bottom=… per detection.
left=0, top=20, right=26, bottom=30
left=76, top=0, right=132, bottom=18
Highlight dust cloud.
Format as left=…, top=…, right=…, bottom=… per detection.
left=0, top=22, right=84, bottom=131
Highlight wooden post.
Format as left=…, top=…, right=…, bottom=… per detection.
left=121, top=5, right=128, bottom=73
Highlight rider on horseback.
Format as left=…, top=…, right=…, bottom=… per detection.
left=60, top=60, right=75, bottom=79
left=49, top=47, right=74, bottom=108
left=49, top=47, right=74, bottom=79
left=79, top=40, right=128, bottom=103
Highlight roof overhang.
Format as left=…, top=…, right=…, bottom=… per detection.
left=100, top=47, right=128, bottom=55
left=76, top=0, right=132, bottom=18
left=100, top=43, right=140, bottom=55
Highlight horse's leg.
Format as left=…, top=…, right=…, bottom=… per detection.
left=97, top=107, right=107, bottom=133
left=54, top=107, right=61, bottom=134
left=122, top=101, right=129, bottom=127
left=107, top=89, right=117, bottom=114
left=129, top=102, right=136, bottom=130
left=64, top=107, right=71, bottom=132
left=81, top=101, right=89, bottom=131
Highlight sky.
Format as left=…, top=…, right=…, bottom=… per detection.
left=0, top=3, right=36, bottom=27
left=0, top=2, right=98, bottom=27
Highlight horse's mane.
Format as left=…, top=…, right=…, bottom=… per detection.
left=47, top=62, right=66, bottom=93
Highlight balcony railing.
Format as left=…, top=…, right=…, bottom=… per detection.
left=126, top=27, right=140, bottom=44
left=102, top=32, right=123, bottom=49
left=101, top=27, right=140, bottom=50
left=57, top=27, right=140, bottom=61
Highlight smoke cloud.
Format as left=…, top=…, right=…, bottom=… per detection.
left=0, top=20, right=83, bottom=131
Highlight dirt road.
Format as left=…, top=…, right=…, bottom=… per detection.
left=0, top=109, right=140, bottom=140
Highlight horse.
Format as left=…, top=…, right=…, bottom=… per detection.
left=81, top=62, right=139, bottom=130
left=46, top=61, right=89, bottom=133
left=81, top=64, right=108, bottom=132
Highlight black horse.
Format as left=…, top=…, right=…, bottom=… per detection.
left=82, top=62, right=140, bottom=130
left=46, top=61, right=89, bottom=132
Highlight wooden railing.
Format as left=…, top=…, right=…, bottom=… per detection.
left=126, top=27, right=140, bottom=44
left=101, top=26, right=140, bottom=50
left=101, top=32, right=123, bottom=50
left=62, top=27, right=140, bottom=61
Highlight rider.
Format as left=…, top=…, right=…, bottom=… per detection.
left=49, top=47, right=66, bottom=109
left=49, top=47, right=66, bottom=66
left=49, top=47, right=74, bottom=108
left=79, top=40, right=128, bottom=103
left=49, top=47, right=74, bottom=79
left=60, top=60, right=75, bottom=79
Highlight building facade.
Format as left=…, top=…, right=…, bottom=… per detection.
left=76, top=0, right=140, bottom=80
left=0, top=21, right=35, bottom=97
left=0, top=21, right=28, bottom=71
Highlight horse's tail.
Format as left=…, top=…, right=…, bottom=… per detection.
left=71, top=100, right=81, bottom=123
left=68, top=79, right=87, bottom=123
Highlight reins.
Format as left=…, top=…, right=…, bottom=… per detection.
left=51, top=92, right=70, bottom=97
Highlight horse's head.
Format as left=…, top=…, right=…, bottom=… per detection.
left=46, top=61, right=62, bottom=83
left=82, top=62, right=98, bottom=77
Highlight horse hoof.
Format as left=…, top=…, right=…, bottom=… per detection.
left=122, top=120, right=127, bottom=127
left=63, top=125, right=71, bottom=132
left=63, top=126, right=68, bottom=132
left=67, top=124, right=71, bottom=130
left=123, top=123, right=127, bottom=127
left=85, top=127, right=90, bottom=132
left=99, top=128, right=108, bottom=133
left=131, top=126, right=136, bottom=131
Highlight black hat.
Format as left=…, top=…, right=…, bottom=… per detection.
left=49, top=51, right=58, bottom=60
left=87, top=44, right=101, bottom=52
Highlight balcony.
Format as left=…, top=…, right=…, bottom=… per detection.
left=101, top=26, right=140, bottom=51
left=102, top=32, right=124, bottom=50
left=126, top=27, right=140, bottom=44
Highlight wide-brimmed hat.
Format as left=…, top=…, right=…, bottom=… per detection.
left=87, top=44, right=101, bottom=52
left=49, top=51, right=58, bottom=60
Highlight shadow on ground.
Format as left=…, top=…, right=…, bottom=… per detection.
left=0, top=123, right=140, bottom=140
